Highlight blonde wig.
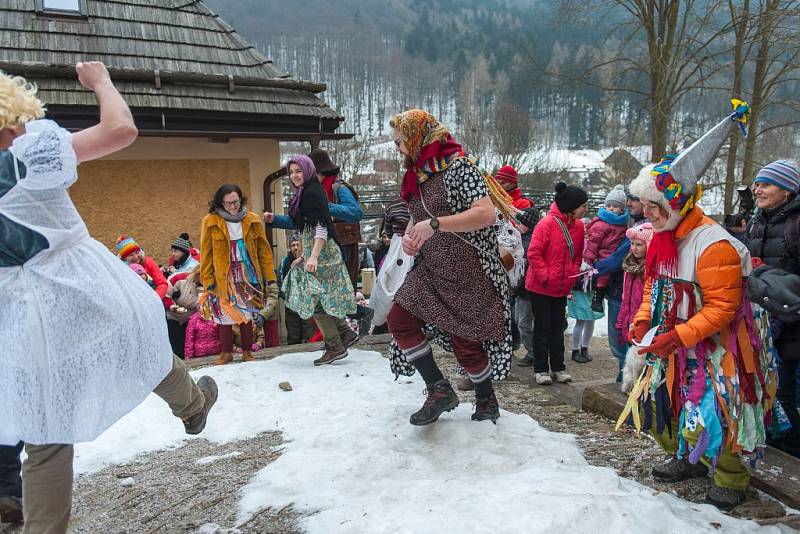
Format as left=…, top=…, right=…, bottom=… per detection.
left=0, top=71, right=45, bottom=131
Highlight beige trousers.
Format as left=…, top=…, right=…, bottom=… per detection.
left=22, top=355, right=203, bottom=534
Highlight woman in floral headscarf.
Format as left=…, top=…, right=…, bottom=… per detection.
left=386, top=109, right=512, bottom=425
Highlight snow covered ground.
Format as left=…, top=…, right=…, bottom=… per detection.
left=75, top=350, right=778, bottom=533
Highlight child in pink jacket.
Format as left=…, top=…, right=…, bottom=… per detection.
left=185, top=312, right=221, bottom=358
left=583, top=185, right=629, bottom=312
left=616, top=223, right=653, bottom=390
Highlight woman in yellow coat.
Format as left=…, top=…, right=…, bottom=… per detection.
left=200, top=184, right=278, bottom=364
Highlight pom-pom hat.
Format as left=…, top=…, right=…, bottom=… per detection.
left=115, top=235, right=142, bottom=260
left=554, top=182, right=588, bottom=215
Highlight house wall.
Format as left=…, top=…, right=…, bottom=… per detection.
left=70, top=136, right=286, bottom=265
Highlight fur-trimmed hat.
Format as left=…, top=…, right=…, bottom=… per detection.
left=629, top=100, right=751, bottom=232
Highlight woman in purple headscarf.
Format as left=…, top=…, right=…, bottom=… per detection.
left=280, top=155, right=356, bottom=365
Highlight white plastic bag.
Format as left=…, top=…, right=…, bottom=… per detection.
left=369, top=235, right=414, bottom=326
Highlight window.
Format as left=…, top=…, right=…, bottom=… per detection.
left=35, top=0, right=88, bottom=17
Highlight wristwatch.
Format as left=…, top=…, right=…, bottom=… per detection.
left=429, top=217, right=440, bottom=232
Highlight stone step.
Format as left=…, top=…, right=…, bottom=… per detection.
left=581, top=382, right=800, bottom=509
left=183, top=334, right=392, bottom=369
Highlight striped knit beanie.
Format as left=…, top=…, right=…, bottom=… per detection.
left=754, top=160, right=800, bottom=194
left=171, top=233, right=192, bottom=254
left=495, top=165, right=518, bottom=185
left=115, top=235, right=142, bottom=260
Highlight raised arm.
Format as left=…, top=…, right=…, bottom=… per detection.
left=71, top=62, right=138, bottom=163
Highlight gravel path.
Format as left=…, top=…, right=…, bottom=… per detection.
left=1, top=337, right=796, bottom=533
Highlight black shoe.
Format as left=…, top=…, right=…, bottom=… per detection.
left=704, top=484, right=746, bottom=511
left=571, top=349, right=580, bottom=362
left=517, top=356, right=534, bottom=367
left=182, top=376, right=218, bottom=435
left=651, top=457, right=708, bottom=483
left=581, top=347, right=592, bottom=362
left=410, top=379, right=459, bottom=426
left=0, top=496, right=22, bottom=523
left=472, top=393, right=500, bottom=423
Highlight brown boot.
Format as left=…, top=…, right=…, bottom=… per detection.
left=314, top=348, right=348, bottom=366
left=214, top=352, right=233, bottom=366
left=182, top=376, right=218, bottom=435
left=242, top=350, right=256, bottom=362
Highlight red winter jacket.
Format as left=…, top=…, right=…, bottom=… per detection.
left=142, top=256, right=168, bottom=301
left=525, top=203, right=584, bottom=297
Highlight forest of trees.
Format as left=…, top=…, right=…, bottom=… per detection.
left=206, top=0, right=800, bottom=212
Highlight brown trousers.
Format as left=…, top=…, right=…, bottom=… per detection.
left=22, top=355, right=203, bottom=534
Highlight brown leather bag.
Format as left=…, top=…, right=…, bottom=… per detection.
left=499, top=247, right=515, bottom=272
left=334, top=222, right=362, bottom=246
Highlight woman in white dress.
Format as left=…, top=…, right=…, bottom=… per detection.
left=0, top=62, right=218, bottom=534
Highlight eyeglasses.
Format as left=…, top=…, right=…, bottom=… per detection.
left=222, top=200, right=241, bottom=208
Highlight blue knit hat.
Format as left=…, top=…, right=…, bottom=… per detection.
left=754, top=160, right=800, bottom=194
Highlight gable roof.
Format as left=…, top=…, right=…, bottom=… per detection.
left=0, top=0, right=349, bottom=140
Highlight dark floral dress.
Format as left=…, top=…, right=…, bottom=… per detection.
left=389, top=158, right=513, bottom=380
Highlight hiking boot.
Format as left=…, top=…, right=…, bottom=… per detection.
left=472, top=393, right=500, bottom=423
left=313, top=348, right=348, bottom=366
left=651, top=457, right=708, bottom=483
left=456, top=376, right=474, bottom=391
left=182, top=376, right=218, bottom=435
left=214, top=352, right=233, bottom=366
left=341, top=329, right=359, bottom=349
left=703, top=483, right=746, bottom=511
left=571, top=349, right=581, bottom=362
left=517, top=356, right=534, bottom=367
left=581, top=347, right=592, bottom=362
left=409, top=379, right=459, bottom=426
left=242, top=350, right=256, bottom=362
left=0, top=496, right=22, bottom=523
left=535, top=372, right=552, bottom=386
left=552, top=370, right=572, bottom=383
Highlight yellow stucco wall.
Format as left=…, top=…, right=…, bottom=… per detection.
left=69, top=136, right=285, bottom=265
left=71, top=158, right=249, bottom=263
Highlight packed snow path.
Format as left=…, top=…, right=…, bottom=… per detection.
left=70, top=349, right=782, bottom=533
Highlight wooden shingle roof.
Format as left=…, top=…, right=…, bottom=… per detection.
left=1, top=0, right=348, bottom=140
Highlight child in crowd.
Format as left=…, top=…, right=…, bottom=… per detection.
left=583, top=185, right=629, bottom=313
left=568, top=217, right=603, bottom=363
left=166, top=267, right=203, bottom=358
left=129, top=262, right=156, bottom=290
left=185, top=312, right=221, bottom=359
left=617, top=223, right=653, bottom=390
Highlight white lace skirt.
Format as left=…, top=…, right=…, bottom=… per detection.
left=0, top=238, right=173, bottom=445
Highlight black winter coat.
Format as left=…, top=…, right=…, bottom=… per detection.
left=747, top=194, right=800, bottom=359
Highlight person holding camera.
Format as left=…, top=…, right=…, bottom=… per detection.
left=746, top=159, right=800, bottom=457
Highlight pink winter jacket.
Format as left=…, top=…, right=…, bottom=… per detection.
left=615, top=266, right=646, bottom=343
left=185, top=313, right=221, bottom=358
left=584, top=216, right=627, bottom=286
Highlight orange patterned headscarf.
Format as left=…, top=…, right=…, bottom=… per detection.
left=390, top=109, right=450, bottom=162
